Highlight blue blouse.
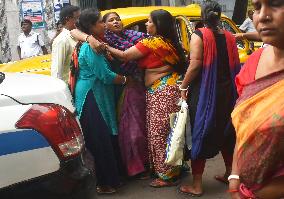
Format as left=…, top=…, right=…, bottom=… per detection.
left=75, top=42, right=118, bottom=135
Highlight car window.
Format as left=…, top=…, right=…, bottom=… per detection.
left=175, top=19, right=183, bottom=44
left=221, top=20, right=236, bottom=34
left=125, top=20, right=147, bottom=34
left=175, top=16, right=192, bottom=56
left=126, top=17, right=191, bottom=57
left=187, top=18, right=246, bottom=50
left=220, top=20, right=245, bottom=49
left=125, top=16, right=249, bottom=54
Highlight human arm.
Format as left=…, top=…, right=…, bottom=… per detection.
left=107, top=45, right=144, bottom=62
left=180, top=33, right=203, bottom=100
left=84, top=44, right=129, bottom=85
left=41, top=46, right=48, bottom=55
left=228, top=144, right=241, bottom=199
left=234, top=31, right=261, bottom=41
left=17, top=46, right=21, bottom=60
left=70, top=29, right=104, bottom=53
left=37, top=34, right=48, bottom=55
left=17, top=36, right=22, bottom=60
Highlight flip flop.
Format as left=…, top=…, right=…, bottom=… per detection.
left=214, top=175, right=229, bottom=184
left=149, top=178, right=180, bottom=188
left=179, top=185, right=203, bottom=197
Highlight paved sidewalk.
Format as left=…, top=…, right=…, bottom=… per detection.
left=97, top=154, right=229, bottom=199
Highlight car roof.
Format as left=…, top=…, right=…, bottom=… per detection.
left=101, top=4, right=228, bottom=26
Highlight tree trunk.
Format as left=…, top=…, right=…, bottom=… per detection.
left=232, top=0, right=248, bottom=25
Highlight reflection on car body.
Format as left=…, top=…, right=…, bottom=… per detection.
left=0, top=72, right=96, bottom=199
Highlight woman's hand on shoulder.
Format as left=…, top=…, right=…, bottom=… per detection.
left=105, top=44, right=111, bottom=52
left=87, top=36, right=106, bottom=54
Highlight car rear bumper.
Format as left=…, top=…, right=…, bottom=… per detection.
left=0, top=150, right=96, bottom=199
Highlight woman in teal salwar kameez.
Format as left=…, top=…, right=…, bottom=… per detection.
left=74, top=9, right=129, bottom=194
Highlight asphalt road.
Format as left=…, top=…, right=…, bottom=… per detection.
left=97, top=154, right=229, bottom=199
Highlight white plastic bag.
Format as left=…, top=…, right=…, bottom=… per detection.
left=165, top=100, right=188, bottom=166
left=185, top=111, right=192, bottom=151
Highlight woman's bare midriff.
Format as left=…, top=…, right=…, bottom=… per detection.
left=144, top=65, right=173, bottom=87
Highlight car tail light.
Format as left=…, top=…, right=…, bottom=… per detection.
left=16, top=104, right=84, bottom=160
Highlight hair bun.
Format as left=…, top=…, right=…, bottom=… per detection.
left=202, top=2, right=221, bottom=31
left=208, top=10, right=218, bottom=17
left=207, top=10, right=219, bottom=22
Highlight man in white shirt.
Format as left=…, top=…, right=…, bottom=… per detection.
left=17, top=19, right=48, bottom=60
left=51, top=5, right=80, bottom=83
left=239, top=10, right=256, bottom=33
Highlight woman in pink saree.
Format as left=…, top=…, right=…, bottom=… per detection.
left=229, top=0, right=284, bottom=198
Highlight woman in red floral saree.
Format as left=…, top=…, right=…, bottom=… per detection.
left=229, top=0, right=284, bottom=198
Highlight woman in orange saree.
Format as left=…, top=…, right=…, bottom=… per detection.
left=231, top=48, right=284, bottom=199
left=229, top=0, right=284, bottom=198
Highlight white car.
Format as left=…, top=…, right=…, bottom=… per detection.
left=0, top=72, right=96, bottom=199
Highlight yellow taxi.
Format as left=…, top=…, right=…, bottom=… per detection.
left=0, top=4, right=251, bottom=75
left=0, top=55, right=51, bottom=75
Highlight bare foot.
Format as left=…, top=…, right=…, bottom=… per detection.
left=149, top=178, right=180, bottom=188
left=179, top=185, right=203, bottom=196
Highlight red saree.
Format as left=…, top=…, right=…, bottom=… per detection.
left=232, top=49, right=284, bottom=198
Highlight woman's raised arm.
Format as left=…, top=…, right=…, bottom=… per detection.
left=180, top=33, right=203, bottom=99
left=70, top=29, right=105, bottom=53
left=107, top=45, right=144, bottom=62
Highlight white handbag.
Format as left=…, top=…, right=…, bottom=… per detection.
left=165, top=100, right=188, bottom=166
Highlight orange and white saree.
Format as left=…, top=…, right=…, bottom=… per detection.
left=232, top=49, right=284, bottom=198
